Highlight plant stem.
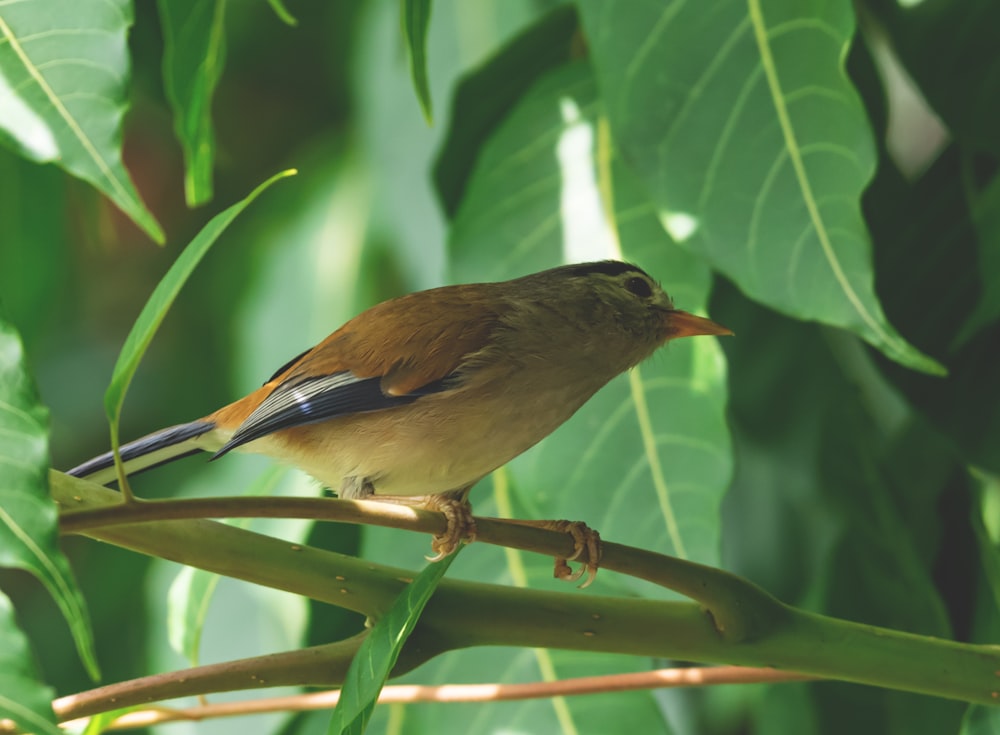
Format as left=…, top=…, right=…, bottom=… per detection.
left=52, top=472, right=1000, bottom=707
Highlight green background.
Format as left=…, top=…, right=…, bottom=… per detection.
left=1, top=0, right=999, bottom=733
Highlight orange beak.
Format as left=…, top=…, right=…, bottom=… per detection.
left=665, top=309, right=733, bottom=339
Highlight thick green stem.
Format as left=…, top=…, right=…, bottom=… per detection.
left=51, top=472, right=1000, bottom=707
left=57, top=473, right=782, bottom=640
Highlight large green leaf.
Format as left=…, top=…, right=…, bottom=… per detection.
left=575, top=0, right=941, bottom=375
left=0, top=312, right=99, bottom=680
left=448, top=61, right=731, bottom=573
left=159, top=0, right=227, bottom=207
left=0, top=591, right=61, bottom=735
left=0, top=0, right=164, bottom=243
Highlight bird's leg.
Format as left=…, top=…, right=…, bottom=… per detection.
left=497, top=518, right=602, bottom=588
left=340, top=479, right=598, bottom=581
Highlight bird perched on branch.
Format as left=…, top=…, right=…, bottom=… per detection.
left=68, top=260, right=731, bottom=584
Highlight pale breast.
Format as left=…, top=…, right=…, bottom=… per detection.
left=242, top=374, right=598, bottom=498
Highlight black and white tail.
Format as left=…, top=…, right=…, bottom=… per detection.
left=67, top=420, right=218, bottom=486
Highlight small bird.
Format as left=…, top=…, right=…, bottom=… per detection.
left=68, top=261, right=731, bottom=581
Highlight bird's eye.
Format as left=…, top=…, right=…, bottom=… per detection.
left=623, top=276, right=653, bottom=299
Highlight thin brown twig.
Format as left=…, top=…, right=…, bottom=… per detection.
left=60, top=667, right=817, bottom=731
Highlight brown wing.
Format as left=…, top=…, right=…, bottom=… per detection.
left=278, top=284, right=503, bottom=394
left=208, top=284, right=503, bottom=453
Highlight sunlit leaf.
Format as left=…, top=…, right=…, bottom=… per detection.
left=0, top=312, right=99, bottom=680
left=576, top=0, right=942, bottom=375
left=0, top=0, right=164, bottom=242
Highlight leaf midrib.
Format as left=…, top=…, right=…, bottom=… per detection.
left=746, top=0, right=896, bottom=349
left=0, top=14, right=133, bottom=205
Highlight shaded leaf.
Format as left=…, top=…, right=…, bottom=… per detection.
left=712, top=279, right=965, bottom=734
left=576, top=0, right=941, bottom=374
left=0, top=0, right=164, bottom=242
left=103, top=169, right=297, bottom=472
left=868, top=0, right=1000, bottom=158
left=327, top=552, right=458, bottom=734
left=957, top=171, right=1000, bottom=345
left=0, top=591, right=61, bottom=735
left=866, top=148, right=1000, bottom=474
left=0, top=149, right=70, bottom=343
left=0, top=312, right=99, bottom=680
left=401, top=0, right=433, bottom=123
left=159, top=0, right=227, bottom=207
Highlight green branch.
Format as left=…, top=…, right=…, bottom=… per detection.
left=51, top=472, right=1000, bottom=710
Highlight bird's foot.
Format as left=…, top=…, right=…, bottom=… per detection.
left=421, top=494, right=478, bottom=561
left=541, top=520, right=602, bottom=588
left=500, top=518, right=603, bottom=588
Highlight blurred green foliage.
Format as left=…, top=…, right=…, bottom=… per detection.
left=1, top=0, right=999, bottom=734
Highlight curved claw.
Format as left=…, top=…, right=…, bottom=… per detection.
left=545, top=520, right=602, bottom=588
left=424, top=494, right=477, bottom=561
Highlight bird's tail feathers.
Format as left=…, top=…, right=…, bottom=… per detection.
left=66, top=420, right=217, bottom=486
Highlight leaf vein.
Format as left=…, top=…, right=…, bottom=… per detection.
left=748, top=0, right=895, bottom=345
